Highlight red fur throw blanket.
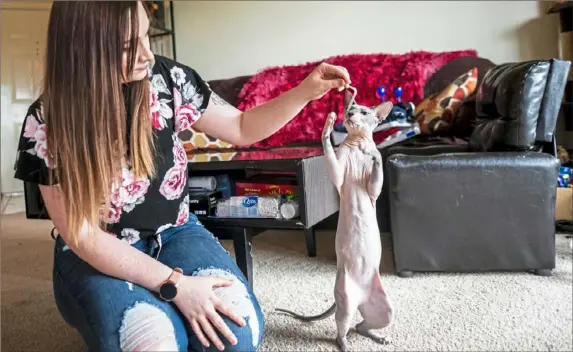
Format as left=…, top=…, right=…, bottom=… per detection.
left=236, top=49, right=478, bottom=149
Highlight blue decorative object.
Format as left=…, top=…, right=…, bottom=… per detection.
left=333, top=123, right=347, bottom=133
left=376, top=86, right=386, bottom=102
left=394, top=87, right=403, bottom=103
left=558, top=166, right=572, bottom=188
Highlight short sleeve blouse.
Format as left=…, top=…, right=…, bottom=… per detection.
left=13, top=55, right=212, bottom=242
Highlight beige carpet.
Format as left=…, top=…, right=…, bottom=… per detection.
left=2, top=212, right=572, bottom=352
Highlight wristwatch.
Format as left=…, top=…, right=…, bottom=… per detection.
left=159, top=267, right=183, bottom=301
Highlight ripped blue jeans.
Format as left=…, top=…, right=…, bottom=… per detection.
left=52, top=213, right=264, bottom=351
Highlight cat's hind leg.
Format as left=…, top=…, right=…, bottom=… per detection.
left=355, top=320, right=391, bottom=346
left=334, top=270, right=361, bottom=352
left=355, top=273, right=393, bottom=346
left=335, top=307, right=353, bottom=352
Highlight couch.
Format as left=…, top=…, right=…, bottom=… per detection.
left=387, top=59, right=571, bottom=277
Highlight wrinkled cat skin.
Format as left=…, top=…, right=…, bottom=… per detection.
left=275, top=90, right=395, bottom=351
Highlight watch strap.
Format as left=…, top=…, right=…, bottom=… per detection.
left=169, top=267, right=183, bottom=285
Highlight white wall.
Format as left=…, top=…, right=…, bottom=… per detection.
left=174, top=0, right=560, bottom=81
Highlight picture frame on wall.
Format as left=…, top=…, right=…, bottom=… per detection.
left=144, top=1, right=176, bottom=60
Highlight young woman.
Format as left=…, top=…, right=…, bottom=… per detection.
left=13, top=1, right=350, bottom=351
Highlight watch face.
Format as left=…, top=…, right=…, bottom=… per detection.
left=159, top=282, right=177, bottom=301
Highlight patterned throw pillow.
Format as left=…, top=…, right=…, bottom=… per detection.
left=415, top=67, right=478, bottom=134
left=179, top=128, right=233, bottom=151
left=180, top=129, right=238, bottom=162
left=178, top=119, right=235, bottom=160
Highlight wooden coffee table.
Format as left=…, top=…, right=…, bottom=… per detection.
left=187, top=146, right=340, bottom=286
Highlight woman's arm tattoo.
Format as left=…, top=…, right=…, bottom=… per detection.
left=211, top=92, right=232, bottom=107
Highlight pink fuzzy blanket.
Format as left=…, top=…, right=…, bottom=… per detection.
left=236, top=49, right=477, bottom=149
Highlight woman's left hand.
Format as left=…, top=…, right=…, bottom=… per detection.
left=296, top=62, right=352, bottom=101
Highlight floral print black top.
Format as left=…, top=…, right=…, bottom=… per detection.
left=14, top=55, right=212, bottom=244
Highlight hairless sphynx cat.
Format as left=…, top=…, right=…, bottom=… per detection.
left=275, top=87, right=395, bottom=351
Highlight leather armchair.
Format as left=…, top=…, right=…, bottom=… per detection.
left=386, top=59, right=571, bottom=277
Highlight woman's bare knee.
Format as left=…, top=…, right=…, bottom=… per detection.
left=119, top=302, right=179, bottom=351
left=195, top=267, right=263, bottom=350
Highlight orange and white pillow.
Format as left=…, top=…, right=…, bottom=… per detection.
left=415, top=67, right=478, bottom=135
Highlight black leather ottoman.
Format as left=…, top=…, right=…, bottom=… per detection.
left=387, top=151, right=560, bottom=277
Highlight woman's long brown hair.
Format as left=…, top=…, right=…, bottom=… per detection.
left=43, top=1, right=156, bottom=243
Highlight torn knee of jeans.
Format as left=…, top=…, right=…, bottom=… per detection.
left=119, top=302, right=178, bottom=352
left=194, top=267, right=261, bottom=349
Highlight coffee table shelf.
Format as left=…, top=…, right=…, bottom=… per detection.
left=187, top=146, right=339, bottom=286
left=198, top=217, right=305, bottom=230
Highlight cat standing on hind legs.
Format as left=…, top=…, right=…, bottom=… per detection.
left=276, top=88, right=395, bottom=351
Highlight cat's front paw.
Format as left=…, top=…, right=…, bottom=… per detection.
left=322, top=112, right=337, bottom=140
left=360, top=145, right=382, bottom=163
left=371, top=153, right=382, bottom=165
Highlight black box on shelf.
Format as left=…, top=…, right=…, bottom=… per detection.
left=189, top=190, right=222, bottom=217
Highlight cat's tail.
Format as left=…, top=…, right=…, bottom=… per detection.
left=274, top=303, right=336, bottom=322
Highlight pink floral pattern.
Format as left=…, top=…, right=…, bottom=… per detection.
left=23, top=113, right=40, bottom=138
left=22, top=113, right=52, bottom=168
left=175, top=195, right=190, bottom=226
left=159, top=165, right=186, bottom=201
left=149, top=87, right=165, bottom=130
left=103, top=166, right=151, bottom=224
left=102, top=206, right=122, bottom=224
left=174, top=88, right=201, bottom=133
left=173, top=135, right=188, bottom=167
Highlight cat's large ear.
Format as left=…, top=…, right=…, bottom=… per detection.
left=375, top=101, right=393, bottom=120
left=344, top=89, right=354, bottom=108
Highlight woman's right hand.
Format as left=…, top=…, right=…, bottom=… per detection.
left=173, top=275, right=246, bottom=351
